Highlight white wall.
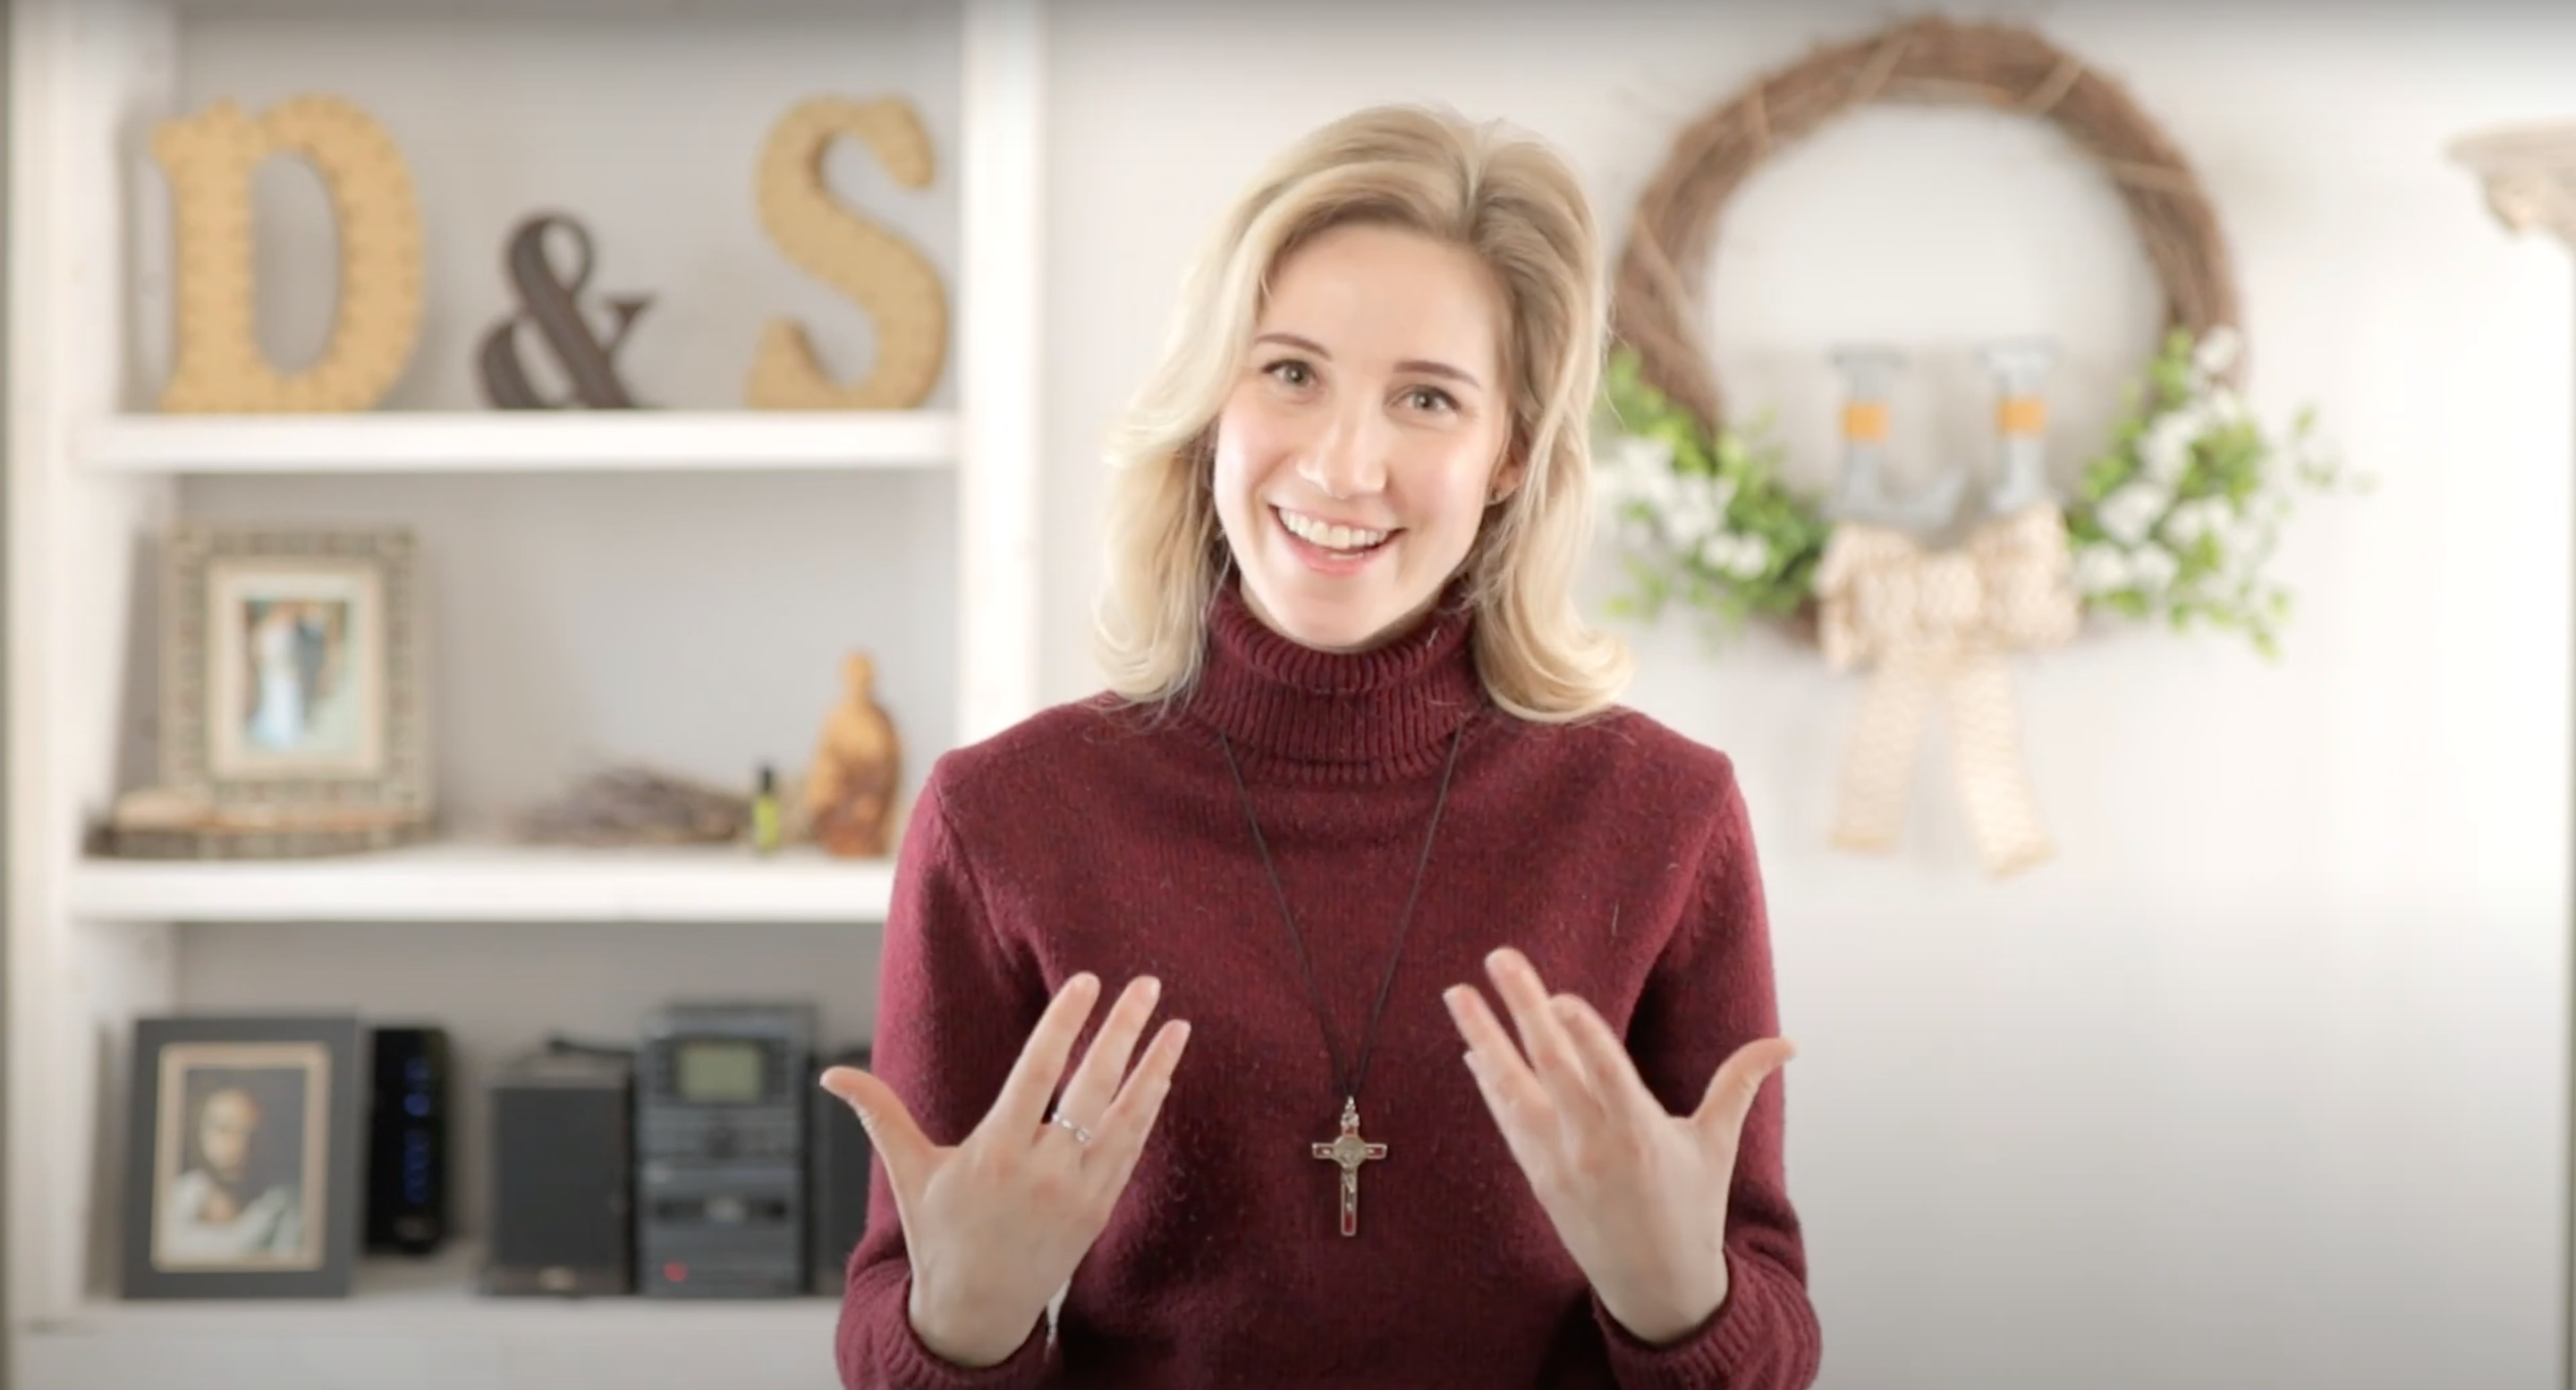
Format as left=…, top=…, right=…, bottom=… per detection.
left=1038, top=4, right=2576, bottom=1388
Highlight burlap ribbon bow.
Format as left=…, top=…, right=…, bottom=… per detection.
left=1813, top=502, right=2080, bottom=878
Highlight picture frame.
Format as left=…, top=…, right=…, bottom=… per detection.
left=160, top=525, right=429, bottom=817
left=121, top=1015, right=364, bottom=1299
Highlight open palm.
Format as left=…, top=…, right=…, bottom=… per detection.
left=1445, top=947, right=1793, bottom=1346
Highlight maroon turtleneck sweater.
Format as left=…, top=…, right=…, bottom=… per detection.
left=835, top=583, right=1820, bottom=1389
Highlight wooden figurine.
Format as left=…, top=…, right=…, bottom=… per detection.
left=804, top=651, right=901, bottom=859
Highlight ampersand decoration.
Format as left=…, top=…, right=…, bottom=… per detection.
left=747, top=97, right=950, bottom=411
left=476, top=213, right=654, bottom=410
left=151, top=94, right=425, bottom=412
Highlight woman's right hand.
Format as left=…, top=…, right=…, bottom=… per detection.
left=818, top=973, right=1190, bottom=1369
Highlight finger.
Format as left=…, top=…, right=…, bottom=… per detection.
left=1462, top=1045, right=1561, bottom=1185
left=1482, top=949, right=1607, bottom=1129
left=819, top=1066, right=934, bottom=1198
left=1086, top=1019, right=1191, bottom=1190
left=1693, top=1037, right=1797, bottom=1150
left=1548, top=994, right=1667, bottom=1126
left=984, top=972, right=1104, bottom=1140
left=1052, top=976, right=1163, bottom=1139
left=1443, top=983, right=1556, bottom=1132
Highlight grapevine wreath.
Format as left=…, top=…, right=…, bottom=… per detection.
left=1589, top=16, right=2360, bottom=875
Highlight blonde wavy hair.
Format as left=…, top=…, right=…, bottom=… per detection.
left=1091, top=104, right=1631, bottom=723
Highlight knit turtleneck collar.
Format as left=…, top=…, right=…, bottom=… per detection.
left=1186, top=573, right=1487, bottom=774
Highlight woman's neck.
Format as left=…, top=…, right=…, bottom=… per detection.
left=1185, top=575, right=1485, bottom=778
left=1236, top=582, right=1446, bottom=657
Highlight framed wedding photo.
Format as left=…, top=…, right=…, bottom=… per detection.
left=121, top=1015, right=364, bottom=1299
left=160, top=525, right=429, bottom=815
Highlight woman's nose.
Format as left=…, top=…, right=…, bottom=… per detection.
left=1296, top=410, right=1386, bottom=501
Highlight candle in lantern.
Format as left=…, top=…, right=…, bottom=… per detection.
left=1826, top=344, right=1962, bottom=534
left=1979, top=337, right=2057, bottom=517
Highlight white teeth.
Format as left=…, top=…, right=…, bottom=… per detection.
left=1279, top=509, right=1388, bottom=552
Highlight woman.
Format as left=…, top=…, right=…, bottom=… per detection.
left=825, top=103, right=1820, bottom=1389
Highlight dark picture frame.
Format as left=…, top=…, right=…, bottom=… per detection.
left=122, top=1015, right=364, bottom=1299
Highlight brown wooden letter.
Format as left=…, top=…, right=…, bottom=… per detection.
left=151, top=95, right=424, bottom=412
left=747, top=97, right=949, bottom=411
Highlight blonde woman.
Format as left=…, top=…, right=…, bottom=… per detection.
left=824, top=104, right=1819, bottom=1389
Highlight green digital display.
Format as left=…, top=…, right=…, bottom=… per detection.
left=674, top=1038, right=764, bottom=1103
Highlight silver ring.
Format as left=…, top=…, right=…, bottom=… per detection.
left=1048, top=1113, right=1093, bottom=1146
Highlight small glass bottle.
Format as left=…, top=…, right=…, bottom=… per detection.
left=751, top=763, right=782, bottom=856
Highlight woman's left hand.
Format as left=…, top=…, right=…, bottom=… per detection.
left=1444, top=947, right=1794, bottom=1347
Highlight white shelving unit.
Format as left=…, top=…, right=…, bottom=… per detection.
left=77, top=409, right=962, bottom=472
left=64, top=841, right=899, bottom=925
left=5, top=0, right=1042, bottom=1386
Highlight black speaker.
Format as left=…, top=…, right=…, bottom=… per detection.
left=809, top=1047, right=875, bottom=1294
left=364, top=1025, right=450, bottom=1255
left=484, top=1049, right=633, bottom=1296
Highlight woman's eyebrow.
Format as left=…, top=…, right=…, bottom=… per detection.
left=1252, top=332, right=1482, bottom=390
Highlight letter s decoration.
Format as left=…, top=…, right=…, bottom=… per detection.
left=746, top=97, right=950, bottom=411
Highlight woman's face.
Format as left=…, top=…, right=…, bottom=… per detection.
left=1211, top=223, right=1518, bottom=652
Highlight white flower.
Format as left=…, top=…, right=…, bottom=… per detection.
left=1659, top=473, right=1737, bottom=545
left=2205, top=388, right=2249, bottom=429
left=2127, top=543, right=2180, bottom=594
left=1696, top=531, right=1771, bottom=581
left=2072, top=544, right=2131, bottom=595
left=1727, top=534, right=1770, bottom=580
left=2222, top=515, right=2275, bottom=565
left=1596, top=435, right=1671, bottom=510
left=1606, top=434, right=1673, bottom=481
left=2140, top=411, right=2199, bottom=485
left=1661, top=485, right=1716, bottom=542
left=2192, top=325, right=2241, bottom=377
left=2160, top=496, right=2230, bottom=548
left=2096, top=480, right=2173, bottom=547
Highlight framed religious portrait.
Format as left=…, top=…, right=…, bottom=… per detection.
left=159, top=525, right=429, bottom=816
left=120, top=1015, right=364, bottom=1299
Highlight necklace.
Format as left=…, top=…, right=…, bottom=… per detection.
left=1217, top=717, right=1470, bottom=1238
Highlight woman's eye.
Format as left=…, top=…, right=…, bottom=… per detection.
left=1403, top=386, right=1456, bottom=413
left=1265, top=360, right=1313, bottom=387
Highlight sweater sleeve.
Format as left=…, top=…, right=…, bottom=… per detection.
left=835, top=764, right=1063, bottom=1390
left=1596, top=759, right=1823, bottom=1390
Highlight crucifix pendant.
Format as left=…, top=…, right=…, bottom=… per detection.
left=1310, top=1097, right=1387, bottom=1237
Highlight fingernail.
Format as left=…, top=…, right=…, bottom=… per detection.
left=1142, top=976, right=1163, bottom=1000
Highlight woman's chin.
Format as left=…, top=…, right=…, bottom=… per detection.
left=1254, top=592, right=1410, bottom=654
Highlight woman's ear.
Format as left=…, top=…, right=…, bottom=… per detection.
left=1487, top=453, right=1527, bottom=506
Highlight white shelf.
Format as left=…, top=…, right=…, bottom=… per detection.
left=8, top=0, right=1039, bottom=1361
left=76, top=410, right=959, bottom=475
left=66, top=841, right=896, bottom=924
left=44, top=1242, right=840, bottom=1336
